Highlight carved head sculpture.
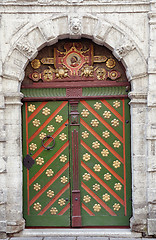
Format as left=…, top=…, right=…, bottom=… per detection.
left=70, top=17, right=81, bottom=34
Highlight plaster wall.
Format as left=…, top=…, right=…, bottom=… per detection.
left=0, top=0, right=155, bottom=237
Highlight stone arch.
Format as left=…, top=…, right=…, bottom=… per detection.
left=2, top=14, right=148, bottom=234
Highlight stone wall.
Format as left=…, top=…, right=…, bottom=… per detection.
left=0, top=0, right=156, bottom=237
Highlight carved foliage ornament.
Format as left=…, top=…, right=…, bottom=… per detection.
left=28, top=41, right=123, bottom=83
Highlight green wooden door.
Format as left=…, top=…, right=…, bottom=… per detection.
left=23, top=101, right=70, bottom=227
left=23, top=99, right=131, bottom=227
left=79, top=99, right=131, bottom=226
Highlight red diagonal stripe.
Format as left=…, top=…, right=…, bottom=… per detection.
left=81, top=119, right=123, bottom=163
left=81, top=140, right=124, bottom=184
left=58, top=202, right=70, bottom=216
left=82, top=182, right=117, bottom=216
left=81, top=100, right=123, bottom=142
left=30, top=141, right=69, bottom=185
left=32, top=120, right=68, bottom=159
left=30, top=162, right=69, bottom=206
left=101, top=100, right=123, bottom=122
left=28, top=101, right=68, bottom=143
left=122, top=99, right=127, bottom=216
left=82, top=161, right=124, bottom=206
left=38, top=183, right=70, bottom=215
left=28, top=102, right=48, bottom=123
left=82, top=203, right=95, bottom=216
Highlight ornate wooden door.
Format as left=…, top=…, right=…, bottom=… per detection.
left=23, top=101, right=70, bottom=227
left=79, top=99, right=131, bottom=226
left=23, top=98, right=131, bottom=227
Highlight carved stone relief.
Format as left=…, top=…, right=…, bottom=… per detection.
left=16, top=38, right=35, bottom=58
left=115, top=38, right=135, bottom=57
left=69, top=17, right=82, bottom=35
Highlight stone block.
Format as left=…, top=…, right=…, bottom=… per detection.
left=0, top=221, right=6, bottom=232
left=105, top=27, right=124, bottom=50
left=130, top=76, right=148, bottom=98
left=5, top=105, right=21, bottom=125
left=123, top=49, right=147, bottom=78
left=147, top=172, right=156, bottom=189
left=11, top=238, right=43, bottom=240
left=2, top=79, right=19, bottom=94
left=82, top=16, right=98, bottom=38
left=0, top=157, right=6, bottom=173
left=132, top=187, right=147, bottom=204
left=94, top=20, right=110, bottom=42
left=6, top=156, right=22, bottom=174
left=26, top=27, right=46, bottom=51
left=148, top=218, right=156, bottom=235
left=45, top=238, right=76, bottom=240
left=77, top=238, right=109, bottom=240
left=147, top=188, right=156, bottom=203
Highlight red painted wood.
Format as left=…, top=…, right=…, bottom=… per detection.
left=72, top=190, right=82, bottom=227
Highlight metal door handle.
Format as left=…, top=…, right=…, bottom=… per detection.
left=42, top=135, right=55, bottom=150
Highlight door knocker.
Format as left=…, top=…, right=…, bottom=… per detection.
left=42, top=135, right=55, bottom=150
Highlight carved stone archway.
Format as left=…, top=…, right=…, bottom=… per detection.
left=2, top=14, right=148, bottom=234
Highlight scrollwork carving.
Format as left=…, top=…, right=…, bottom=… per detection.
left=116, top=39, right=135, bottom=57
left=16, top=38, right=35, bottom=58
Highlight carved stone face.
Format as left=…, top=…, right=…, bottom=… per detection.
left=43, top=69, right=53, bottom=81
left=70, top=17, right=81, bottom=34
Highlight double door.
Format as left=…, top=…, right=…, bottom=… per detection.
left=22, top=99, right=131, bottom=227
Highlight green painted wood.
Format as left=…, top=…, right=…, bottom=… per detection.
left=21, top=88, right=66, bottom=98
left=23, top=101, right=70, bottom=227
left=82, top=86, right=128, bottom=97
left=79, top=99, right=131, bottom=226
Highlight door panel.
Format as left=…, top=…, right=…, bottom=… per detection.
left=23, top=99, right=131, bottom=227
left=23, top=101, right=70, bottom=227
left=79, top=99, right=131, bottom=226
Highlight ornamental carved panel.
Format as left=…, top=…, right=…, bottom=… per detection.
left=22, top=39, right=128, bottom=88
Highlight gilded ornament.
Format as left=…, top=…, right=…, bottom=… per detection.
left=83, top=173, right=91, bottom=181
left=42, top=107, right=50, bottom=116
left=39, top=132, right=46, bottom=140
left=106, top=58, right=116, bottom=68
left=91, top=119, right=99, bottom=127
left=81, top=65, right=94, bottom=77
left=33, top=202, right=41, bottom=211
left=29, top=143, right=37, bottom=151
left=55, top=67, right=68, bottom=78
left=83, top=195, right=91, bottom=203
left=104, top=173, right=111, bottom=181
left=93, top=204, right=101, bottom=212
left=113, top=203, right=121, bottom=211
left=111, top=119, right=119, bottom=127
left=102, top=130, right=110, bottom=139
left=103, top=111, right=111, bottom=119
left=61, top=176, right=68, bottom=184
left=47, top=190, right=54, bottom=198
left=46, top=169, right=54, bottom=177
left=59, top=154, right=67, bottom=163
left=47, top=125, right=55, bottom=132
left=83, top=153, right=91, bottom=162
left=58, top=198, right=66, bottom=206
left=113, top=140, right=121, bottom=148
left=50, top=207, right=58, bottom=215
left=101, top=149, right=109, bottom=157
left=113, top=160, right=121, bottom=168
left=33, top=119, right=40, bottom=127
left=55, top=115, right=63, bottom=123
left=28, top=104, right=36, bottom=112
left=31, top=59, right=41, bottom=69
left=94, top=56, right=107, bottom=62
left=96, top=68, right=107, bottom=81
left=102, top=193, right=110, bottom=202
left=81, top=109, right=89, bottom=117
left=59, top=133, right=67, bottom=141
left=82, top=131, right=89, bottom=139
left=36, top=157, right=44, bottom=165
left=94, top=102, right=101, bottom=110
left=113, top=100, right=121, bottom=108
left=109, top=70, right=120, bottom=80
left=114, top=183, right=122, bottom=191
left=93, top=164, right=101, bottom=172
left=33, top=183, right=41, bottom=191
left=93, top=183, right=100, bottom=192
left=31, top=71, right=41, bottom=82
left=42, top=67, right=54, bottom=81
left=92, top=141, right=100, bottom=149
